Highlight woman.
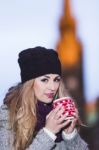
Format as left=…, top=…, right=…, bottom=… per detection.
left=0, top=46, right=89, bottom=150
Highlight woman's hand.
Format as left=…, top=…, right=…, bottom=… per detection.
left=45, top=105, right=72, bottom=134
left=63, top=108, right=79, bottom=134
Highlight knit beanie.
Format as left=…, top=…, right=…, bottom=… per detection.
left=18, top=46, right=61, bottom=83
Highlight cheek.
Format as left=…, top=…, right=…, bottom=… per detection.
left=33, top=82, right=44, bottom=98
left=55, top=83, right=60, bottom=91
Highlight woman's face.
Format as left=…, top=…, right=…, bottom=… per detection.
left=33, top=74, right=61, bottom=103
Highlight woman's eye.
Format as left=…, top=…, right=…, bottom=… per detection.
left=41, top=78, right=48, bottom=82
left=55, top=78, right=61, bottom=82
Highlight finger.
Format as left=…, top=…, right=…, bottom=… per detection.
left=46, top=110, right=53, bottom=119
left=72, top=108, right=79, bottom=119
left=59, top=119, right=72, bottom=129
left=52, top=104, right=62, bottom=117
left=57, top=113, right=68, bottom=123
left=72, top=112, right=79, bottom=119
left=54, top=107, right=65, bottom=120
left=65, top=116, right=75, bottom=121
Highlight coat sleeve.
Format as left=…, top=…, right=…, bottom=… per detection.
left=0, top=105, right=12, bottom=150
left=62, top=131, right=89, bottom=150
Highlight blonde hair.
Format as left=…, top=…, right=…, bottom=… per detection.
left=5, top=80, right=37, bottom=150
left=4, top=79, right=80, bottom=150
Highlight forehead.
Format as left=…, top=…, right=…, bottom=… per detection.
left=37, top=74, right=61, bottom=79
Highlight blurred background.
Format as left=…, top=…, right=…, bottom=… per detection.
left=0, top=0, right=99, bottom=149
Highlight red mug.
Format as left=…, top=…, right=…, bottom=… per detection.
left=53, top=97, right=76, bottom=120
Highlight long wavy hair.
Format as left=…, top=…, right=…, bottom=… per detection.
left=4, top=79, right=77, bottom=150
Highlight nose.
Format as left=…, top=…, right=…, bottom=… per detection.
left=48, top=81, right=55, bottom=91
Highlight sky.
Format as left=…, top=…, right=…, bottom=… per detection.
left=0, top=0, right=99, bottom=106
left=71, top=0, right=99, bottom=102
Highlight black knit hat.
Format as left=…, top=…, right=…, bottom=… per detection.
left=18, top=46, right=61, bottom=83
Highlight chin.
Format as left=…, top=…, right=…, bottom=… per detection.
left=46, top=98, right=53, bottom=103
left=40, top=96, right=53, bottom=104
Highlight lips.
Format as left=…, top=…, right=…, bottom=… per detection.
left=45, top=93, right=54, bottom=98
